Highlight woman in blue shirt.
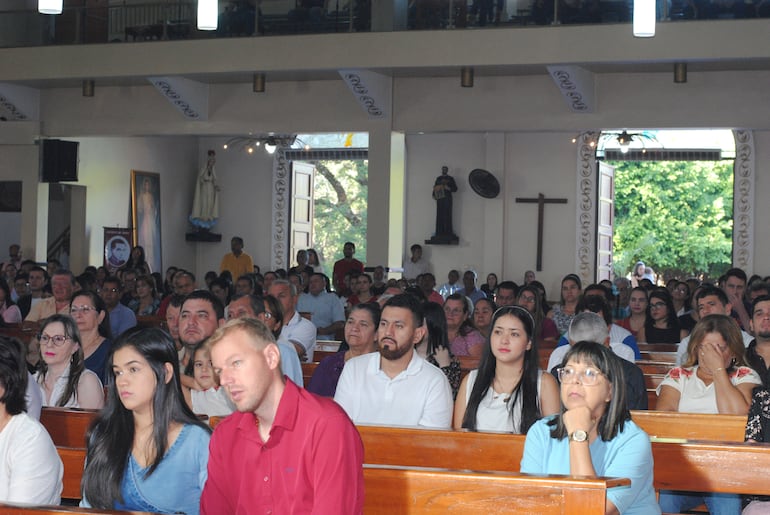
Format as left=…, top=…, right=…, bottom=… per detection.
left=81, top=327, right=211, bottom=514
left=520, top=341, right=659, bottom=515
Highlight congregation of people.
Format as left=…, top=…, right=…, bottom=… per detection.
left=3, top=236, right=770, bottom=514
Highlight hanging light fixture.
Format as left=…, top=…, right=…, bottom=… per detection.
left=633, top=0, right=655, bottom=37
left=197, top=0, right=218, bottom=30
left=616, top=131, right=633, bottom=154
left=461, top=67, right=474, bottom=88
left=674, top=63, right=687, bottom=83
left=253, top=73, right=265, bottom=93
left=38, top=0, right=63, bottom=14
left=264, top=137, right=277, bottom=154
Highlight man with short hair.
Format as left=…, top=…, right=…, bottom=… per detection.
left=458, top=270, right=486, bottom=304
left=6, top=244, right=21, bottom=270
left=418, top=273, right=444, bottom=305
left=334, top=293, right=453, bottom=428
left=158, top=270, right=197, bottom=318
left=371, top=265, right=387, bottom=296
left=99, top=275, right=137, bottom=338
left=220, top=236, right=254, bottom=281
left=332, top=242, right=364, bottom=297
left=746, top=295, right=770, bottom=386
left=550, top=312, right=647, bottom=410
left=227, top=294, right=304, bottom=386
left=165, top=294, right=186, bottom=354
left=46, top=258, right=61, bottom=278
left=25, top=270, right=75, bottom=323
left=297, top=273, right=345, bottom=339
left=495, top=281, right=519, bottom=307
left=439, top=269, right=462, bottom=299
left=722, top=267, right=751, bottom=330
left=268, top=279, right=316, bottom=362
left=119, top=269, right=139, bottom=306
left=549, top=295, right=638, bottom=370
left=15, top=266, right=48, bottom=319
left=402, top=244, right=430, bottom=282
left=178, top=290, right=226, bottom=369
left=201, top=318, right=364, bottom=514
left=747, top=281, right=770, bottom=304
left=677, top=286, right=753, bottom=366
left=234, top=274, right=255, bottom=296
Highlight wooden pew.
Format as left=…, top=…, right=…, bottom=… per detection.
left=135, top=315, right=165, bottom=330
left=57, top=447, right=86, bottom=500
left=638, top=351, right=677, bottom=363
left=630, top=410, right=746, bottom=442
left=637, top=361, right=674, bottom=375
left=637, top=343, right=679, bottom=353
left=40, top=408, right=99, bottom=448
left=363, top=464, right=627, bottom=514
left=0, top=502, right=157, bottom=514
left=301, top=362, right=319, bottom=386
left=357, top=424, right=770, bottom=496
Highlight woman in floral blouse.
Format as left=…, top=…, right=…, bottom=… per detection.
left=656, top=314, right=762, bottom=514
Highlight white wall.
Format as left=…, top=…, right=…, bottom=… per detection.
left=76, top=136, right=198, bottom=274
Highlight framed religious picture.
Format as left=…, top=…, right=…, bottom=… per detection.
left=130, top=170, right=162, bottom=274
left=103, top=227, right=133, bottom=273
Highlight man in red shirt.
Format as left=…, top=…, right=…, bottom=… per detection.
left=201, top=318, right=364, bottom=514
left=332, top=241, right=364, bottom=297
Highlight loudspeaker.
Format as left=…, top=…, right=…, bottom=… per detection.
left=40, top=139, right=79, bottom=183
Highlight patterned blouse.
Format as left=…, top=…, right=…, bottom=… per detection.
left=745, top=387, right=770, bottom=506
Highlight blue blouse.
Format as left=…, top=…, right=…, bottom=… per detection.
left=520, top=417, right=660, bottom=515
left=86, top=424, right=210, bottom=514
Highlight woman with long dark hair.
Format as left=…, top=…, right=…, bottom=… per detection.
left=454, top=306, right=559, bottom=432
left=516, top=285, right=559, bottom=341
left=521, top=342, right=660, bottom=514
left=617, top=287, right=648, bottom=338
left=129, top=275, right=160, bottom=316
left=0, top=278, right=21, bottom=324
left=417, top=302, right=462, bottom=399
left=35, top=314, right=104, bottom=409
left=637, top=289, right=685, bottom=344
left=120, top=246, right=151, bottom=275
left=547, top=274, right=582, bottom=334
left=81, top=327, right=210, bottom=513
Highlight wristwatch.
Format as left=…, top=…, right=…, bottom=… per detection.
left=570, top=430, right=588, bottom=442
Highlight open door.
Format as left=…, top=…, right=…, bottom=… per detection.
left=290, top=161, right=315, bottom=268
left=596, top=161, right=615, bottom=281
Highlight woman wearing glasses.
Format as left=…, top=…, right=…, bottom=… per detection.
left=70, top=291, right=113, bottom=384
left=34, top=314, right=104, bottom=409
left=444, top=293, right=484, bottom=358
left=636, top=289, right=684, bottom=344
left=656, top=314, right=760, bottom=513
left=454, top=306, right=559, bottom=432
left=521, top=341, right=660, bottom=515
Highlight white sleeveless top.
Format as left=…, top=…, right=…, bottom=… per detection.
left=464, top=369, right=542, bottom=433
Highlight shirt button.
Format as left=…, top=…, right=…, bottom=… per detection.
left=263, top=476, right=269, bottom=482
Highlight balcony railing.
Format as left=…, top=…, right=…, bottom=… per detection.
left=0, top=0, right=767, bottom=49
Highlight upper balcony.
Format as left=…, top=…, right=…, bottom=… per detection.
left=2, top=0, right=768, bottom=49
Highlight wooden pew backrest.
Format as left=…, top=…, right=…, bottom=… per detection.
left=0, top=502, right=158, bottom=515
left=630, top=410, right=746, bottom=442
left=363, top=464, right=627, bottom=515
left=40, top=408, right=99, bottom=448
left=57, top=447, right=86, bottom=501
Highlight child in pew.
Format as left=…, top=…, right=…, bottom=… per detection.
left=81, top=327, right=211, bottom=514
left=0, top=336, right=63, bottom=505
left=453, top=305, right=560, bottom=432
left=182, top=341, right=235, bottom=418
left=521, top=341, right=660, bottom=515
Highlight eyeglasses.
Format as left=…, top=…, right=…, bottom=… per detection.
left=263, top=311, right=273, bottom=320
left=649, top=302, right=667, bottom=309
left=444, top=308, right=465, bottom=316
left=70, top=305, right=98, bottom=314
left=38, top=334, right=70, bottom=346
left=557, top=367, right=605, bottom=386
left=518, top=295, right=536, bottom=303
left=99, top=288, right=119, bottom=293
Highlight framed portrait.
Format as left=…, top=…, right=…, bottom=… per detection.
left=103, top=227, right=133, bottom=273
left=131, top=170, right=162, bottom=274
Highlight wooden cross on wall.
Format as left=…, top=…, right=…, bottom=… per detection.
left=515, top=193, right=568, bottom=272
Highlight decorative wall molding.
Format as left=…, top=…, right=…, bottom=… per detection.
left=338, top=69, right=390, bottom=119
left=575, top=131, right=598, bottom=286
left=546, top=66, right=595, bottom=113
left=733, top=129, right=754, bottom=273
left=271, top=150, right=290, bottom=270
left=147, top=76, right=208, bottom=120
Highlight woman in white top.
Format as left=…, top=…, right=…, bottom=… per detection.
left=657, top=314, right=761, bottom=514
left=34, top=314, right=104, bottom=409
left=0, top=336, right=62, bottom=504
left=454, top=306, right=560, bottom=433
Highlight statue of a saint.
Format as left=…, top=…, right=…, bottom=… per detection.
left=190, top=150, right=220, bottom=230
left=432, top=166, right=458, bottom=241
